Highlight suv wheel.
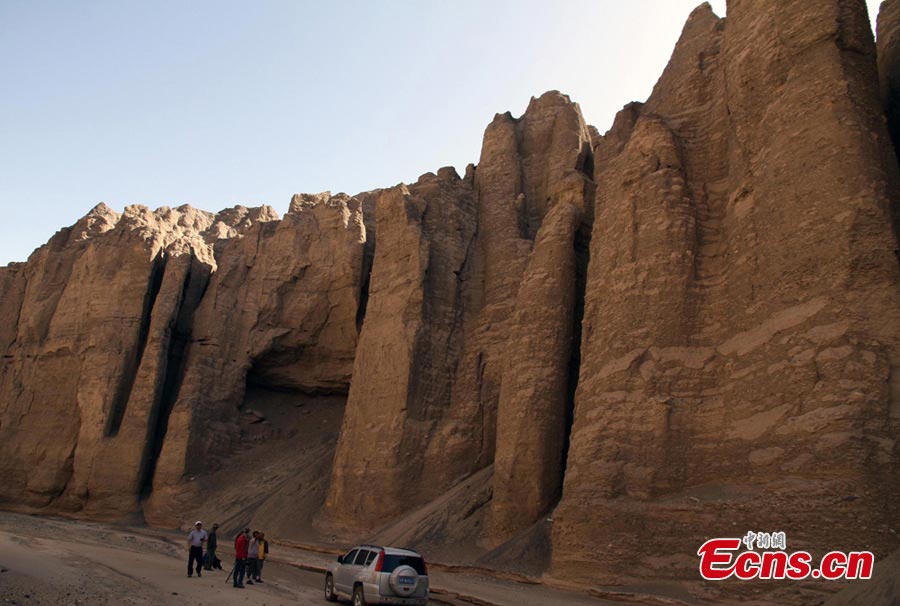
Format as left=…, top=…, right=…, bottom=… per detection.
left=353, top=584, right=368, bottom=606
left=324, top=574, right=337, bottom=602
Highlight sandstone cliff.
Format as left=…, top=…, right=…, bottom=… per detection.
left=0, top=198, right=366, bottom=522
left=2, top=1, right=900, bottom=602
left=144, top=194, right=366, bottom=523
left=552, top=0, right=900, bottom=584
left=1, top=203, right=216, bottom=515
left=323, top=92, right=594, bottom=534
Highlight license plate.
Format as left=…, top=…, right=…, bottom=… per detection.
left=399, top=576, right=415, bottom=585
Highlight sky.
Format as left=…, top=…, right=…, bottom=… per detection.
left=0, top=1, right=885, bottom=265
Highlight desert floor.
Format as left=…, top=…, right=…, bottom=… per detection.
left=0, top=511, right=627, bottom=606
left=3, top=510, right=894, bottom=606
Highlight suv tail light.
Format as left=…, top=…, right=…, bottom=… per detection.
left=422, top=559, right=428, bottom=575
left=374, top=550, right=385, bottom=572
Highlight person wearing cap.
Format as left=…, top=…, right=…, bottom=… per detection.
left=203, top=523, right=219, bottom=571
left=187, top=521, right=208, bottom=578
left=233, top=527, right=250, bottom=588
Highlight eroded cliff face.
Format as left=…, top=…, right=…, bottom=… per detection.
left=143, top=194, right=366, bottom=524
left=0, top=198, right=366, bottom=521
left=324, top=169, right=478, bottom=525
left=323, top=92, right=594, bottom=533
left=0, top=203, right=217, bottom=516
left=2, top=0, right=900, bottom=595
left=552, top=0, right=900, bottom=583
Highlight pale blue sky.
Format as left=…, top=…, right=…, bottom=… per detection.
left=0, top=1, right=883, bottom=265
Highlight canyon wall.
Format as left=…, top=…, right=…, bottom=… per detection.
left=323, top=92, right=594, bottom=532
left=1, top=0, right=900, bottom=591
left=0, top=198, right=366, bottom=521
left=552, top=0, right=900, bottom=583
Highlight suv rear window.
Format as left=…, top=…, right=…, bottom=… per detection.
left=382, top=555, right=426, bottom=575
left=354, top=549, right=371, bottom=565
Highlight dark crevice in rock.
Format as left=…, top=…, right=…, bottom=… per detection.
left=576, top=141, right=595, bottom=180
left=356, top=239, right=374, bottom=333
left=106, top=252, right=166, bottom=438
left=559, top=222, right=591, bottom=496
left=139, top=257, right=209, bottom=498
left=877, top=3, right=900, bottom=242
left=356, top=194, right=377, bottom=334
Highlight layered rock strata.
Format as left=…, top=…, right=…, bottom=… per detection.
left=551, top=0, right=900, bottom=582
left=1, top=0, right=900, bottom=592
left=323, top=93, right=595, bottom=533
left=0, top=204, right=219, bottom=516
left=0, top=198, right=366, bottom=520
left=144, top=194, right=366, bottom=522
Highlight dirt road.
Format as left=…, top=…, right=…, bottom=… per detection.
left=0, top=511, right=686, bottom=606
left=0, top=519, right=325, bottom=606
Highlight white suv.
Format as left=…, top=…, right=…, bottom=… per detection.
left=324, top=544, right=429, bottom=605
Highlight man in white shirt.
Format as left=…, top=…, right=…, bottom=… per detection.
left=187, top=521, right=208, bottom=578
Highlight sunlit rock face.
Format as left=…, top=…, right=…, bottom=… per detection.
left=323, top=92, right=594, bottom=533
left=552, top=0, right=900, bottom=583
left=2, top=0, right=900, bottom=595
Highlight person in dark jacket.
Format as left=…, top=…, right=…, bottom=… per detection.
left=203, top=523, right=219, bottom=570
left=233, top=528, right=250, bottom=588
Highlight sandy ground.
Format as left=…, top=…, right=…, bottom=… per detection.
left=7, top=511, right=890, bottom=606
left=0, top=514, right=324, bottom=606
left=0, top=512, right=624, bottom=606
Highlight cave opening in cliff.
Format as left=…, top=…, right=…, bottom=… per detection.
left=223, top=361, right=347, bottom=531
left=238, top=352, right=349, bottom=452
left=244, top=347, right=351, bottom=397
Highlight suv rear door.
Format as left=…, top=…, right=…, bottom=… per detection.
left=335, top=548, right=359, bottom=594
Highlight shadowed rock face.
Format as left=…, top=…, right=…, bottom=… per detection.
left=322, top=92, right=594, bottom=531
left=2, top=0, right=900, bottom=595
left=489, top=201, right=581, bottom=541
left=0, top=199, right=366, bottom=520
left=0, top=203, right=219, bottom=516
left=879, top=0, right=900, bottom=170
left=324, top=170, right=478, bottom=525
left=142, top=195, right=366, bottom=524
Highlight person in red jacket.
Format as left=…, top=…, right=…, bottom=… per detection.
left=232, top=527, right=250, bottom=588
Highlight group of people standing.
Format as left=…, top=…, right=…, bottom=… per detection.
left=232, top=527, right=269, bottom=588
left=185, top=520, right=269, bottom=588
